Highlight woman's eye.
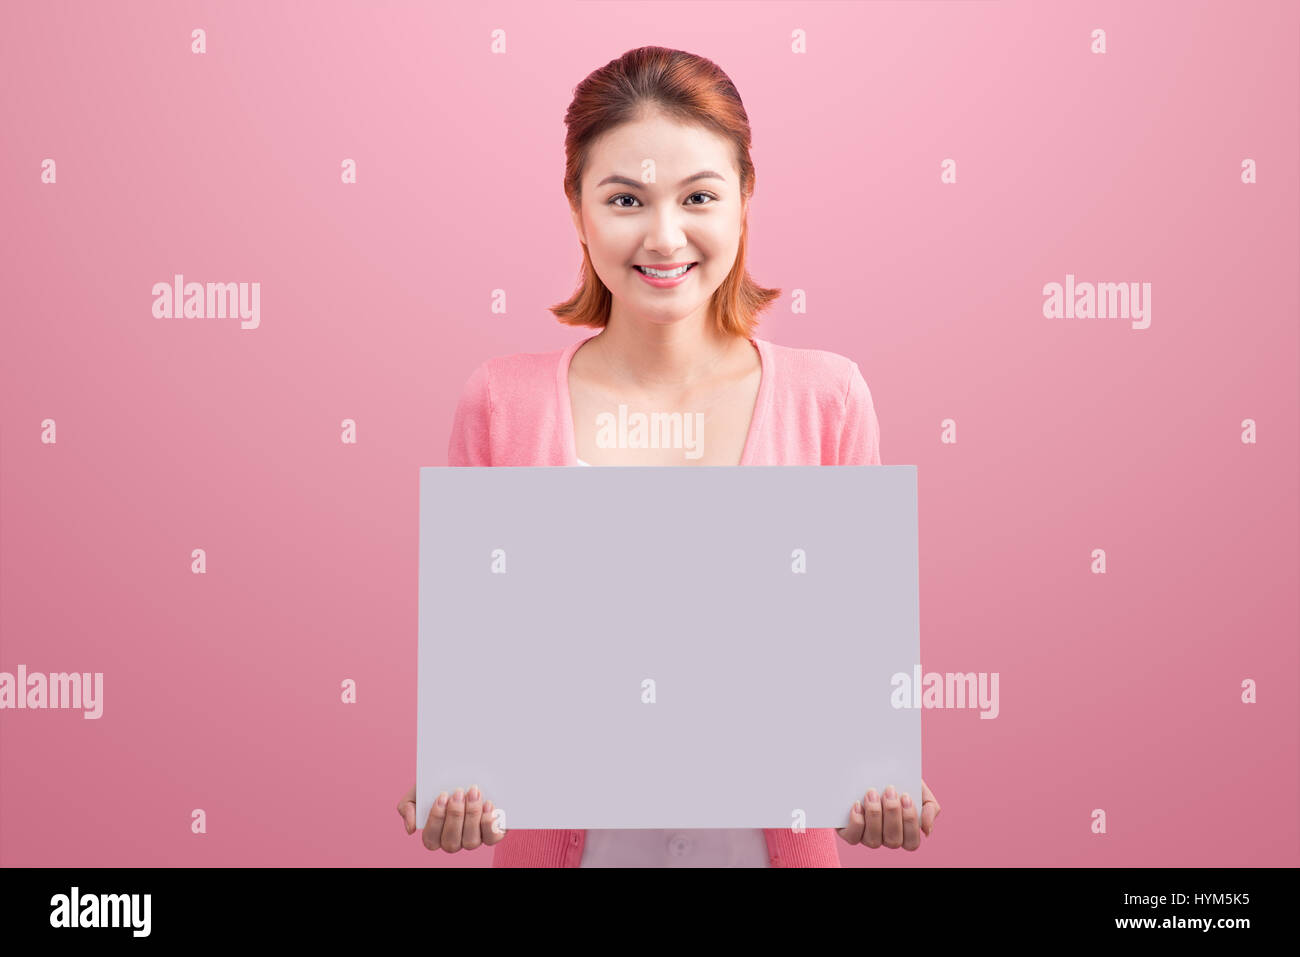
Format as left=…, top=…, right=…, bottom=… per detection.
left=607, top=192, right=717, bottom=208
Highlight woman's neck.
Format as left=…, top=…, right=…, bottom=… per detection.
left=591, top=310, right=742, bottom=391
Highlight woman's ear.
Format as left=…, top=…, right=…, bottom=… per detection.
left=570, top=203, right=586, bottom=246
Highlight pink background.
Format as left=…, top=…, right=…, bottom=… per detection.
left=1, top=0, right=1296, bottom=867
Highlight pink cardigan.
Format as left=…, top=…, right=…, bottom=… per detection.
left=446, top=334, right=882, bottom=867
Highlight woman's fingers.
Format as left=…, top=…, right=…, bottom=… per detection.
left=461, top=786, right=484, bottom=851
left=481, top=800, right=506, bottom=845
left=397, top=784, right=417, bottom=835
left=412, top=787, right=500, bottom=852
left=900, top=793, right=921, bottom=850
left=838, top=801, right=866, bottom=845
left=843, top=785, right=928, bottom=850
left=423, top=791, right=449, bottom=851
left=441, top=789, right=466, bottom=852
left=921, top=799, right=939, bottom=837
left=881, top=786, right=903, bottom=848
left=862, top=789, right=884, bottom=848
left=920, top=779, right=941, bottom=837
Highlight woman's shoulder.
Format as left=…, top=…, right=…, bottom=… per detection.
left=756, top=337, right=880, bottom=465
left=459, top=342, right=572, bottom=390
left=757, top=337, right=872, bottom=409
left=451, top=341, right=581, bottom=419
left=447, top=342, right=575, bottom=466
left=759, top=338, right=878, bottom=465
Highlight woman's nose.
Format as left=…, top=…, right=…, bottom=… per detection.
left=643, top=210, right=688, bottom=253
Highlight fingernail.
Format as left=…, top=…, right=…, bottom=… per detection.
left=436, top=791, right=448, bottom=808
left=884, top=785, right=897, bottom=799
left=452, top=788, right=464, bottom=805
left=853, top=801, right=863, bottom=815
left=866, top=789, right=878, bottom=803
left=467, top=785, right=480, bottom=802
left=901, top=793, right=913, bottom=809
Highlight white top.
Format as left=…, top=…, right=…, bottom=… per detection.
left=571, top=454, right=770, bottom=866
left=580, top=826, right=771, bottom=867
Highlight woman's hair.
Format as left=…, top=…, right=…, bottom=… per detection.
left=549, top=46, right=780, bottom=339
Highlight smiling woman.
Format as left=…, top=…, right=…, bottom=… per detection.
left=552, top=47, right=814, bottom=866
left=398, top=44, right=939, bottom=868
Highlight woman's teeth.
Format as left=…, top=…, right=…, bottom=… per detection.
left=634, top=263, right=696, bottom=278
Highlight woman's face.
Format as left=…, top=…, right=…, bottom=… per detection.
left=571, top=110, right=746, bottom=328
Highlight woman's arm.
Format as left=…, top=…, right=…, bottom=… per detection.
left=837, top=360, right=881, bottom=467
left=447, top=360, right=493, bottom=467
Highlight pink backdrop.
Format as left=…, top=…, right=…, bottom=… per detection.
left=1, top=0, right=1296, bottom=867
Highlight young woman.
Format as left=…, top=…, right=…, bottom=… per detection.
left=397, top=46, right=940, bottom=866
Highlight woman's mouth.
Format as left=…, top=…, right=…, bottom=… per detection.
left=632, top=262, right=698, bottom=287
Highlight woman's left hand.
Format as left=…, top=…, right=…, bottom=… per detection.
left=837, top=779, right=940, bottom=851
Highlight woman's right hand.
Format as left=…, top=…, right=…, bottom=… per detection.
left=397, top=783, right=507, bottom=852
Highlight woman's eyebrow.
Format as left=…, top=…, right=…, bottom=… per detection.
left=595, top=170, right=727, bottom=189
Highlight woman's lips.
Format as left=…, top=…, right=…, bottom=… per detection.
left=632, top=262, right=698, bottom=287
